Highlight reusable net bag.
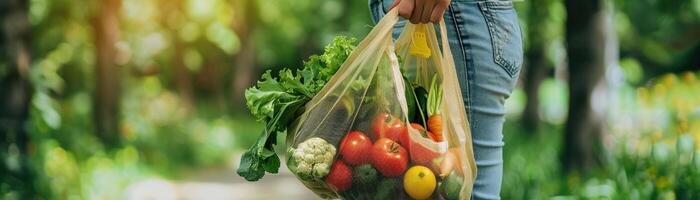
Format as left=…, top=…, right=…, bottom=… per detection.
left=285, top=9, right=476, bottom=199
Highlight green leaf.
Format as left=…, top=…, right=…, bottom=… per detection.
left=262, top=154, right=281, bottom=173
left=237, top=149, right=265, bottom=181
left=427, top=74, right=442, bottom=116
left=404, top=77, right=416, bottom=120
left=238, top=36, right=357, bottom=181
left=413, top=86, right=429, bottom=127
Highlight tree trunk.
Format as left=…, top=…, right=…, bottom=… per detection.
left=173, top=41, right=194, bottom=107
left=522, top=48, right=549, bottom=130
left=521, top=0, right=553, bottom=131
left=231, top=0, right=257, bottom=107
left=0, top=0, right=35, bottom=197
left=162, top=0, right=194, bottom=108
left=562, top=0, right=609, bottom=172
left=93, top=0, right=122, bottom=147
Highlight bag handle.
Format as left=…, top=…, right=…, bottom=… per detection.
left=387, top=8, right=478, bottom=191
left=385, top=9, right=452, bottom=60
left=381, top=11, right=453, bottom=125
left=438, top=20, right=451, bottom=62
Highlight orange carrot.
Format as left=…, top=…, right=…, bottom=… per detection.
left=428, top=114, right=442, bottom=142
left=426, top=75, right=444, bottom=143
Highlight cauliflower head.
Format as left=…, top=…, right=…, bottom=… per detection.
left=290, top=137, right=336, bottom=180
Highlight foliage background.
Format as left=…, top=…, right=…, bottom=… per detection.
left=1, top=0, right=699, bottom=199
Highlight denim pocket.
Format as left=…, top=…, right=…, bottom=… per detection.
left=478, top=1, right=523, bottom=78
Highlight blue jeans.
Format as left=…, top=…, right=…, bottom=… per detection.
left=369, top=0, right=523, bottom=199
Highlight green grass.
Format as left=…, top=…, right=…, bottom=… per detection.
left=501, top=122, right=564, bottom=199
left=500, top=72, right=700, bottom=199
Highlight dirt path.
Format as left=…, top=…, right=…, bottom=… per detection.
left=125, top=156, right=319, bottom=200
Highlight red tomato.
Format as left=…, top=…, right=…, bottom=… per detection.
left=409, top=137, right=441, bottom=166
left=372, top=113, right=408, bottom=147
left=371, top=138, right=408, bottom=177
left=339, top=131, right=373, bottom=166
left=410, top=123, right=425, bottom=131
left=427, top=132, right=439, bottom=141
left=411, top=123, right=441, bottom=142
left=325, top=160, right=352, bottom=191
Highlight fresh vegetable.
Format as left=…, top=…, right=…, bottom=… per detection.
left=374, top=179, right=402, bottom=199
left=293, top=95, right=359, bottom=151
left=411, top=123, right=438, bottom=141
left=404, top=165, right=437, bottom=200
left=412, top=86, right=429, bottom=127
left=326, top=160, right=353, bottom=192
left=428, top=132, right=439, bottom=141
left=404, top=77, right=417, bottom=120
left=427, top=115, right=442, bottom=141
left=408, top=123, right=442, bottom=167
left=372, top=112, right=409, bottom=147
left=338, top=164, right=381, bottom=200
left=352, top=164, right=379, bottom=187
left=439, top=172, right=464, bottom=200
left=238, top=37, right=357, bottom=181
left=426, top=75, right=443, bottom=142
left=410, top=123, right=428, bottom=137
left=439, top=148, right=464, bottom=177
left=339, top=131, right=373, bottom=166
left=410, top=123, right=425, bottom=131
left=288, top=137, right=337, bottom=180
left=409, top=138, right=441, bottom=166
left=371, top=138, right=409, bottom=177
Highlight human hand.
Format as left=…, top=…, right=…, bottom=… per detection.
left=389, top=0, right=451, bottom=24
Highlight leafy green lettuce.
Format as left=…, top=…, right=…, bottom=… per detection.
left=238, top=36, right=357, bottom=181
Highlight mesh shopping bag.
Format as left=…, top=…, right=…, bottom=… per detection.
left=285, top=9, right=476, bottom=199
left=394, top=20, right=477, bottom=199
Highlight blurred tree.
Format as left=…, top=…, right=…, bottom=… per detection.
left=616, top=0, right=700, bottom=83
left=172, top=37, right=195, bottom=106
left=0, top=0, right=36, bottom=197
left=561, top=0, right=609, bottom=172
left=93, top=0, right=122, bottom=146
left=521, top=0, right=557, bottom=131
left=234, top=0, right=373, bottom=107
left=231, top=0, right=258, bottom=107
left=167, top=0, right=195, bottom=106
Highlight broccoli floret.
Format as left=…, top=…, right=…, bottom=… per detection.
left=374, top=179, right=401, bottom=199
left=352, top=164, right=378, bottom=187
